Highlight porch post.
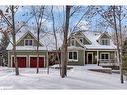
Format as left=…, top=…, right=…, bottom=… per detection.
left=84, top=50, right=85, bottom=66
left=97, top=50, right=99, bottom=66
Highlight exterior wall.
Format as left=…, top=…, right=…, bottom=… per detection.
left=68, top=38, right=82, bottom=47
left=68, top=50, right=84, bottom=65
left=76, top=37, right=90, bottom=45
left=8, top=50, right=47, bottom=68
left=17, top=33, right=42, bottom=46
left=82, top=37, right=90, bottom=45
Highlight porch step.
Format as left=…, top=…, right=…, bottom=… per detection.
left=88, top=68, right=112, bottom=74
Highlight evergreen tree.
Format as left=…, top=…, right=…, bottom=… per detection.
left=0, top=33, right=9, bottom=66
left=122, top=38, right=127, bottom=70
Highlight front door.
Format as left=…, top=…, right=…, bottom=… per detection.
left=87, top=53, right=93, bottom=64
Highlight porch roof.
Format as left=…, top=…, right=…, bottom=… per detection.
left=7, top=46, right=46, bottom=51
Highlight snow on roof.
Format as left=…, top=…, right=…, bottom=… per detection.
left=68, top=46, right=84, bottom=50
left=7, top=46, right=46, bottom=51
left=81, top=31, right=117, bottom=50
left=6, top=27, right=63, bottom=51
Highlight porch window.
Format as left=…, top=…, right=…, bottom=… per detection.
left=68, top=51, right=78, bottom=61
left=25, top=39, right=33, bottom=46
left=101, top=53, right=109, bottom=59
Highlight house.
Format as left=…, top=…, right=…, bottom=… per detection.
left=6, top=31, right=48, bottom=68
left=67, top=31, right=117, bottom=66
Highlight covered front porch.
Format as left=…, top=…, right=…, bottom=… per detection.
left=85, top=50, right=117, bottom=66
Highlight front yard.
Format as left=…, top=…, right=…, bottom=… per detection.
left=0, top=65, right=127, bottom=89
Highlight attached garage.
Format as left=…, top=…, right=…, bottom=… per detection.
left=30, top=57, right=44, bottom=68
left=12, top=57, right=26, bottom=68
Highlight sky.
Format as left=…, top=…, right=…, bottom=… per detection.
left=0, top=5, right=127, bottom=35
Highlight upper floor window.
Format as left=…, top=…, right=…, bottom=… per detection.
left=79, top=38, right=83, bottom=43
left=25, top=39, right=33, bottom=46
left=70, top=38, right=75, bottom=46
left=101, top=39, right=110, bottom=45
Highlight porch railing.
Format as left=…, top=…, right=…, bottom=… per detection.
left=99, top=59, right=118, bottom=66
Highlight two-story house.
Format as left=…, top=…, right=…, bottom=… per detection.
left=67, top=31, right=117, bottom=66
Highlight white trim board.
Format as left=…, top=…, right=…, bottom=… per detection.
left=100, top=52, right=110, bottom=59
left=11, top=55, right=27, bottom=67
left=68, top=51, right=78, bottom=62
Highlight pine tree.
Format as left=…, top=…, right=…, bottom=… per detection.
left=122, top=38, right=127, bottom=70
left=0, top=33, right=9, bottom=66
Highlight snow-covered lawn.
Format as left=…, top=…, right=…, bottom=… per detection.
left=0, top=65, right=127, bottom=89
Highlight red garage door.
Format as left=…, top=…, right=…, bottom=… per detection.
left=12, top=57, right=26, bottom=68
left=30, top=57, right=44, bottom=68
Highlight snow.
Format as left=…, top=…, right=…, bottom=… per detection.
left=6, top=28, right=63, bottom=51
left=0, top=65, right=127, bottom=89
left=7, top=46, right=47, bottom=50
left=82, top=31, right=117, bottom=50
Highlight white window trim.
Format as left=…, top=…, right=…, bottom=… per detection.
left=100, top=52, right=110, bottom=60
left=87, top=52, right=93, bottom=64
left=68, top=51, right=78, bottom=62
left=11, top=55, right=27, bottom=67
left=24, top=39, right=34, bottom=46
left=100, top=38, right=110, bottom=45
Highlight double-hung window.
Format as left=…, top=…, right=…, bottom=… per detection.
left=101, top=39, right=109, bottom=45
left=100, top=53, right=110, bottom=63
left=25, top=39, right=33, bottom=46
left=101, top=54, right=109, bottom=59
left=68, top=51, right=78, bottom=61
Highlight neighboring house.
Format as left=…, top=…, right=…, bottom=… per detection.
left=6, top=31, right=48, bottom=68
left=67, top=31, right=117, bottom=66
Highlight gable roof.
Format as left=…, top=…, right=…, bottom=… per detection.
left=75, top=31, right=92, bottom=44
left=6, top=29, right=63, bottom=51
left=71, top=31, right=116, bottom=50
left=16, top=31, right=43, bottom=46
left=96, top=32, right=111, bottom=40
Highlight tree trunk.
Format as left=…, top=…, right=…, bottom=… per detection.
left=36, top=27, right=40, bottom=74
left=12, top=5, right=19, bottom=75
left=113, top=6, right=123, bottom=83
left=51, top=6, right=61, bottom=76
left=118, top=6, right=124, bottom=83
left=61, top=6, right=71, bottom=78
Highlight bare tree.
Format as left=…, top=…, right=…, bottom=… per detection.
left=32, top=6, right=45, bottom=74
left=0, top=6, right=33, bottom=75
left=112, top=6, right=124, bottom=83
left=51, top=6, right=61, bottom=75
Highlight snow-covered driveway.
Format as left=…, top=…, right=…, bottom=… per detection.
left=0, top=66, right=127, bottom=89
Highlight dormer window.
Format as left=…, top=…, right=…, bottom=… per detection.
left=101, top=39, right=110, bottom=45
left=24, top=39, right=33, bottom=46
left=70, top=38, right=75, bottom=46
